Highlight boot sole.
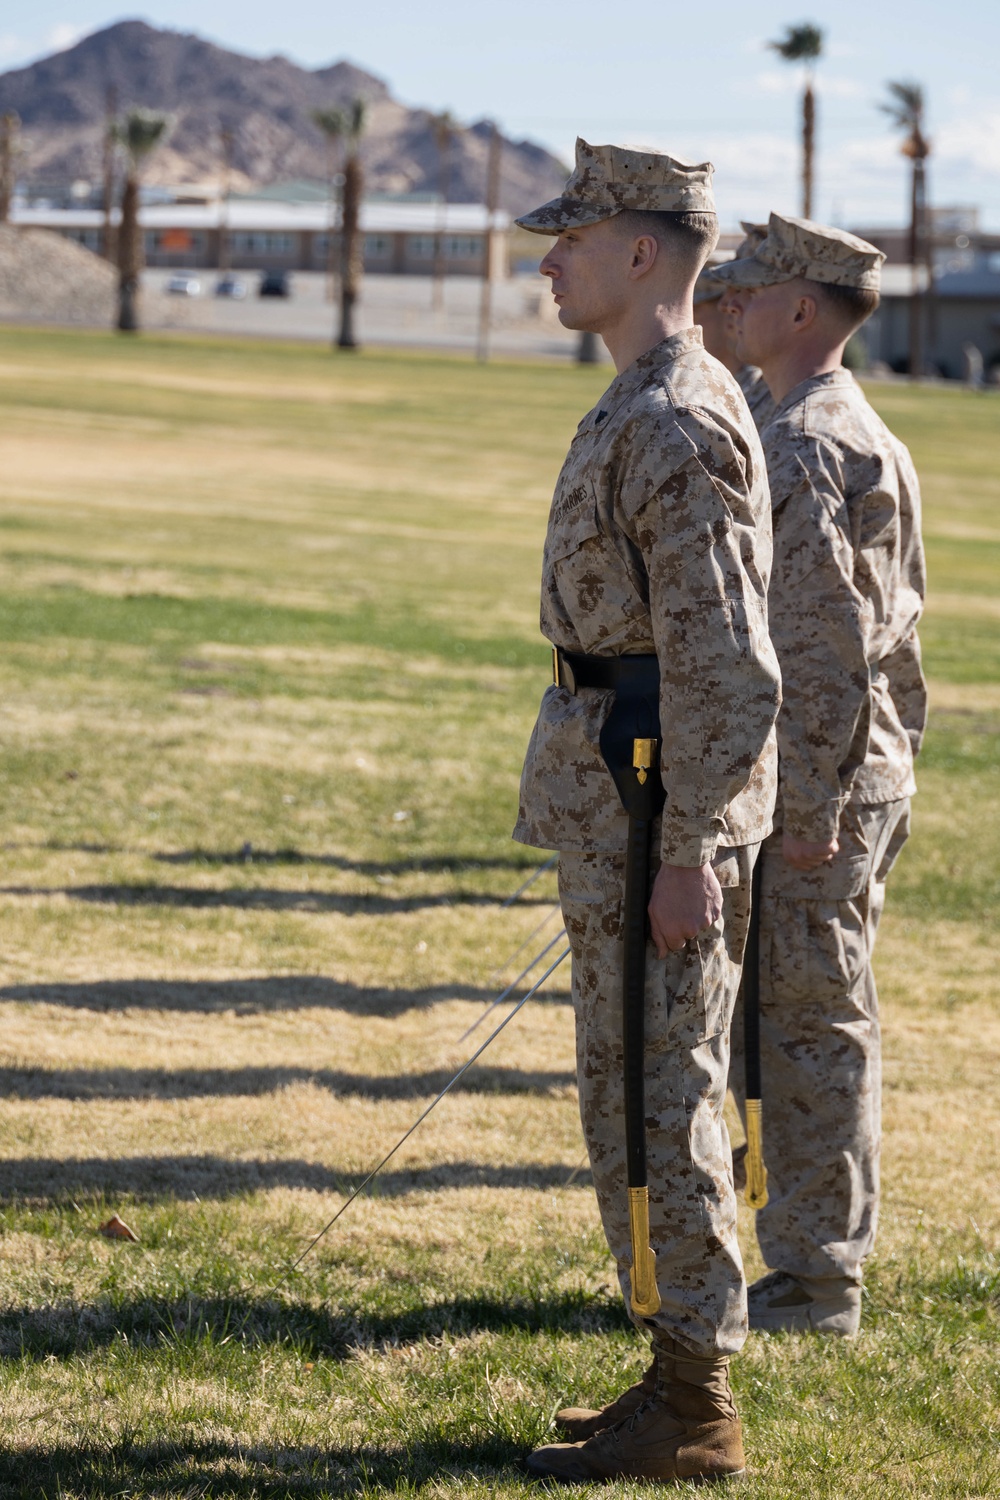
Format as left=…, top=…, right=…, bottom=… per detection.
left=749, top=1312, right=859, bottom=1337
left=523, top=1458, right=747, bottom=1485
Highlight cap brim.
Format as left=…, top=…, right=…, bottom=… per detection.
left=693, top=272, right=725, bottom=305
left=708, top=255, right=794, bottom=289
left=515, top=196, right=618, bottom=235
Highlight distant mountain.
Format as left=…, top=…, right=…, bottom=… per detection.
left=0, top=20, right=567, bottom=213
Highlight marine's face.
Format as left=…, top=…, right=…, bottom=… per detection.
left=538, top=218, right=632, bottom=333
left=693, top=295, right=733, bottom=364
left=722, top=280, right=800, bottom=368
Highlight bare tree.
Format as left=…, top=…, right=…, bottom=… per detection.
left=430, top=110, right=456, bottom=310
left=217, top=125, right=234, bottom=272
left=312, top=108, right=346, bottom=301
left=0, top=111, right=20, bottom=223
left=113, top=109, right=170, bottom=332
left=769, top=23, right=824, bottom=218
left=881, top=81, right=931, bottom=379
left=477, top=122, right=502, bottom=363
left=336, top=99, right=366, bottom=351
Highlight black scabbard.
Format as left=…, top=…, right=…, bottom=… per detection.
left=742, top=851, right=769, bottom=1209
left=599, top=688, right=664, bottom=1318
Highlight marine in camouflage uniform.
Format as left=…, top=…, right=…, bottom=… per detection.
left=695, top=221, right=776, bottom=430
left=511, top=140, right=781, bottom=1484
left=713, top=215, right=927, bottom=1335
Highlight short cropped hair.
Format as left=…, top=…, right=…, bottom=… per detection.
left=614, top=209, right=720, bottom=273
left=810, top=280, right=881, bottom=335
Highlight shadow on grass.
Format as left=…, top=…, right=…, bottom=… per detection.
left=0, top=884, right=552, bottom=914
left=0, top=976, right=571, bottom=1016
left=156, top=848, right=552, bottom=880
left=0, top=1288, right=626, bottom=1362
left=0, top=1062, right=577, bottom=1101
left=0, top=1157, right=593, bottom=1205
left=0, top=1434, right=536, bottom=1496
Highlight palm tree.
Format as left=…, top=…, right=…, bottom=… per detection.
left=881, top=81, right=931, bottom=378
left=0, top=111, right=20, bottom=223
left=114, top=109, right=170, bottom=332
left=768, top=23, right=824, bottom=218
left=430, top=110, right=456, bottom=310
left=336, top=99, right=366, bottom=351
left=312, top=107, right=346, bottom=301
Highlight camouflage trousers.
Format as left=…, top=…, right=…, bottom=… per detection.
left=558, top=843, right=756, bottom=1358
left=730, top=798, right=911, bottom=1284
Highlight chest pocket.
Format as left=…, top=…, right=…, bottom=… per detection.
left=545, top=494, right=604, bottom=565
left=545, top=500, right=650, bottom=653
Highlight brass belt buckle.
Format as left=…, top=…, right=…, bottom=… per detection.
left=552, top=647, right=577, bottom=695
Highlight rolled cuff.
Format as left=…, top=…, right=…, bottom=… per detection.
left=781, top=796, right=844, bottom=844
left=660, top=822, right=720, bottom=868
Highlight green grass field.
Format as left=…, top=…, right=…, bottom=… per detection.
left=0, top=327, right=997, bottom=1499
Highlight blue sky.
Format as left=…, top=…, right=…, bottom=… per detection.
left=3, top=1, right=999, bottom=230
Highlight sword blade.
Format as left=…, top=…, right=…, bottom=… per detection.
left=457, top=926, right=567, bottom=1044
left=270, top=945, right=572, bottom=1288
left=501, top=852, right=558, bottom=908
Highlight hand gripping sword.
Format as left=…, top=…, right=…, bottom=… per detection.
left=599, top=688, right=666, bottom=1320
left=742, top=852, right=769, bottom=1210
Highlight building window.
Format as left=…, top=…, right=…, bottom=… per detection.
left=364, top=235, right=390, bottom=257
left=66, top=228, right=101, bottom=251
left=408, top=235, right=435, bottom=259
left=445, top=236, right=481, bottom=259
left=231, top=232, right=294, bottom=255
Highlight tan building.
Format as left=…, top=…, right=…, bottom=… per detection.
left=12, top=195, right=511, bottom=278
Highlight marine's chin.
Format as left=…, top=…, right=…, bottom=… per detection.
left=556, top=305, right=597, bottom=334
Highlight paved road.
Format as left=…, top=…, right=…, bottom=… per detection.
left=142, top=268, right=611, bottom=362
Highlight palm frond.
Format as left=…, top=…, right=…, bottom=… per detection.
left=879, top=79, right=924, bottom=130
left=311, top=108, right=346, bottom=140
left=347, top=98, right=366, bottom=141
left=768, top=23, right=824, bottom=63
left=112, top=109, right=170, bottom=165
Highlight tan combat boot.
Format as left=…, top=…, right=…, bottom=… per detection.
left=526, top=1335, right=746, bottom=1484
left=554, top=1356, right=657, bottom=1441
left=747, top=1270, right=861, bottom=1336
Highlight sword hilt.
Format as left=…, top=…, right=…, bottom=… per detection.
left=744, top=1097, right=769, bottom=1210
left=628, top=1186, right=661, bottom=1317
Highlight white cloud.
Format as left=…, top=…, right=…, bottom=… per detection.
left=46, top=23, right=84, bottom=52
left=754, top=69, right=862, bottom=98
left=937, top=110, right=1000, bottom=178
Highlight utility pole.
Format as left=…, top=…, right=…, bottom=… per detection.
left=0, top=112, right=20, bottom=223
left=476, top=123, right=501, bottom=363
left=102, top=86, right=118, bottom=262
left=431, top=111, right=454, bottom=312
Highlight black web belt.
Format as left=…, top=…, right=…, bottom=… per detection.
left=552, top=646, right=659, bottom=698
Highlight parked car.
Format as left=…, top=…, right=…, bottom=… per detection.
left=214, top=274, right=247, bottom=299
left=166, top=274, right=201, bottom=296
left=259, top=269, right=291, bottom=298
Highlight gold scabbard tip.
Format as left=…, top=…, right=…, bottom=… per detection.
left=627, top=1186, right=661, bottom=1317
left=632, top=737, right=656, bottom=770
left=744, top=1098, right=769, bottom=1210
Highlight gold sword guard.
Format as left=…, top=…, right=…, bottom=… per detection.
left=628, top=1186, right=661, bottom=1317
left=744, top=1098, right=769, bottom=1210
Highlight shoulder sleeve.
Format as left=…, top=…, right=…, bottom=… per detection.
left=627, top=439, right=780, bottom=865
left=768, top=430, right=873, bottom=840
